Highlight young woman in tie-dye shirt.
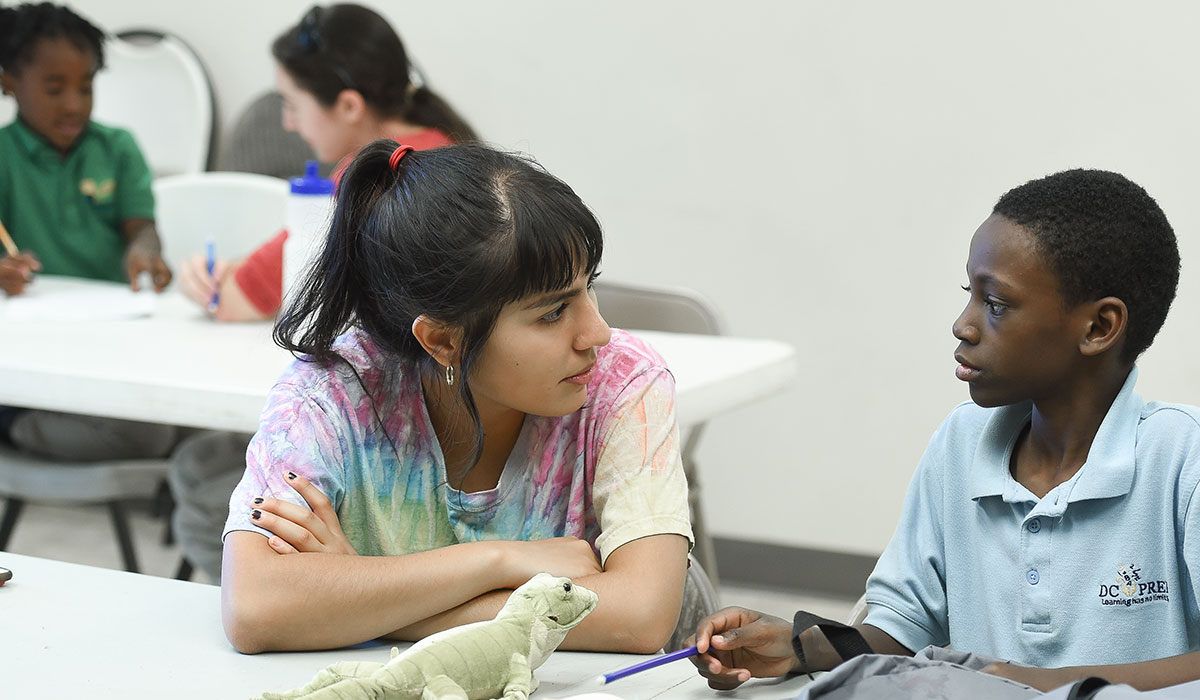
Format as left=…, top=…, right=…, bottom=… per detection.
left=221, top=142, right=693, bottom=654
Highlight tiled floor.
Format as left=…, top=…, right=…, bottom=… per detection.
left=2, top=500, right=858, bottom=622
left=4, top=500, right=216, bottom=582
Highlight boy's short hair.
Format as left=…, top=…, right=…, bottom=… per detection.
left=993, top=169, right=1179, bottom=363
left=0, top=2, right=106, bottom=74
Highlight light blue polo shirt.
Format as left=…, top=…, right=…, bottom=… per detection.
left=865, top=368, right=1200, bottom=666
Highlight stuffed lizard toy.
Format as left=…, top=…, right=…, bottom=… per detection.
left=255, top=573, right=599, bottom=700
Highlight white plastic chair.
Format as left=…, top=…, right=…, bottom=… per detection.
left=593, top=279, right=728, bottom=584
left=92, top=30, right=215, bottom=177
left=153, top=172, right=289, bottom=273
left=0, top=174, right=286, bottom=574
left=0, top=444, right=171, bottom=572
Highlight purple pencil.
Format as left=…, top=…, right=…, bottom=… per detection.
left=599, top=645, right=700, bottom=684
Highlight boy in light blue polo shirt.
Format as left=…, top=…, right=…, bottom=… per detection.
left=864, top=368, right=1200, bottom=671
left=689, top=170, right=1200, bottom=693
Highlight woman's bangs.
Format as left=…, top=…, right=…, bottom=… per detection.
left=505, top=217, right=602, bottom=303
left=496, top=181, right=604, bottom=302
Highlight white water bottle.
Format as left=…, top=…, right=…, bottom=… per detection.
left=282, top=160, right=335, bottom=305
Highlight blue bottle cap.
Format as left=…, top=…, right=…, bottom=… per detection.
left=289, top=160, right=334, bottom=195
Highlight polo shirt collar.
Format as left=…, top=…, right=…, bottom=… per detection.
left=10, top=117, right=48, bottom=157
left=1066, top=367, right=1140, bottom=502
left=967, top=401, right=1030, bottom=500
left=10, top=116, right=93, bottom=159
left=967, top=367, right=1141, bottom=504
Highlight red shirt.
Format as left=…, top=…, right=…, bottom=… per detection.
left=234, top=128, right=454, bottom=314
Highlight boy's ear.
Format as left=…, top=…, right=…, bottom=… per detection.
left=411, top=315, right=462, bottom=368
left=1079, top=296, right=1128, bottom=357
left=1, top=71, right=15, bottom=96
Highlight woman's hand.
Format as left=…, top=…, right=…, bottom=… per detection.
left=178, top=253, right=228, bottom=313
left=500, top=536, right=602, bottom=587
left=0, top=252, right=40, bottom=296
left=250, top=471, right=358, bottom=556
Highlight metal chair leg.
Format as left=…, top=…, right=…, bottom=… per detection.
left=152, top=479, right=176, bottom=546
left=107, top=501, right=140, bottom=573
left=0, top=497, right=24, bottom=550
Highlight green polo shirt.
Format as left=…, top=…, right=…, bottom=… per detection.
left=0, top=118, right=155, bottom=283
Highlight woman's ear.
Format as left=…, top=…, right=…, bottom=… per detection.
left=411, top=315, right=462, bottom=368
left=1079, top=296, right=1128, bottom=357
left=333, top=88, right=367, bottom=124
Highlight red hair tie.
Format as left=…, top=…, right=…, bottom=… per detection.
left=389, top=144, right=414, bottom=171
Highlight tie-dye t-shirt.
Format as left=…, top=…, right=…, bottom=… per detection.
left=223, top=328, right=693, bottom=564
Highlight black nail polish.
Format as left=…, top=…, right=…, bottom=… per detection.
left=286, top=472, right=297, bottom=480
left=253, top=497, right=263, bottom=505
left=251, top=510, right=262, bottom=520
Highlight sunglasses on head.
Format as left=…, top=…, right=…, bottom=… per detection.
left=298, top=5, right=357, bottom=92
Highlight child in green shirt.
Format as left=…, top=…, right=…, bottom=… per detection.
left=0, top=4, right=178, bottom=468
left=0, top=2, right=171, bottom=294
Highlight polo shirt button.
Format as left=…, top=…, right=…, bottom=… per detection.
left=1026, top=569, right=1040, bottom=585
left=1027, top=518, right=1041, bottom=533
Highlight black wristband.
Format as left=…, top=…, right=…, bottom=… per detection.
left=791, top=612, right=810, bottom=672
left=791, top=610, right=873, bottom=672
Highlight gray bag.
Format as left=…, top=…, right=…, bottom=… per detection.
left=787, top=611, right=1198, bottom=699
left=793, top=646, right=1200, bottom=700
left=795, top=647, right=1039, bottom=700
left=1040, top=678, right=1200, bottom=700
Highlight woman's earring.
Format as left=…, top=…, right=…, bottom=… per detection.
left=445, top=365, right=455, bottom=387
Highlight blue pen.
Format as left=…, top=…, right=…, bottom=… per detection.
left=598, top=645, right=699, bottom=684
left=205, top=238, right=219, bottom=313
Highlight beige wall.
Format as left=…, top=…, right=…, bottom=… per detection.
left=61, top=0, right=1200, bottom=556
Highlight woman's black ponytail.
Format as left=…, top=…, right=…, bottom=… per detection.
left=404, top=85, right=477, bottom=143
left=274, top=140, right=417, bottom=362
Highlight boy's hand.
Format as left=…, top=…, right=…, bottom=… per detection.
left=0, top=252, right=42, bottom=296
left=121, top=219, right=171, bottom=292
left=689, top=607, right=801, bottom=689
left=982, top=661, right=1079, bottom=692
left=124, top=241, right=171, bottom=292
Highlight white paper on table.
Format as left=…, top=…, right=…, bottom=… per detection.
left=1, top=285, right=156, bottom=321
